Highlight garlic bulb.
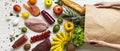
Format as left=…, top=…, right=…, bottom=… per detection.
left=10, top=32, right=15, bottom=37
left=6, top=16, right=11, bottom=21
left=12, top=19, right=19, bottom=26
left=18, top=25, right=22, bottom=29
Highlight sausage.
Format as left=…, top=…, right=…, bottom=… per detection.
left=12, top=35, right=28, bottom=48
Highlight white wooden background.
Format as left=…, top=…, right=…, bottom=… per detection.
left=0, top=0, right=120, bottom=51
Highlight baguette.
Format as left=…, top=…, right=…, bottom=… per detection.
left=62, top=0, right=85, bottom=15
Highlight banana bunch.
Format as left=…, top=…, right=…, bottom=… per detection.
left=51, top=32, right=72, bottom=51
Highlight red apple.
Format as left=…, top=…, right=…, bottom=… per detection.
left=13, top=5, right=21, bottom=12
left=53, top=5, right=63, bottom=15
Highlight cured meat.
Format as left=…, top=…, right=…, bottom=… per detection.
left=25, top=18, right=48, bottom=32
left=12, top=35, right=27, bottom=48
left=32, top=38, right=51, bottom=51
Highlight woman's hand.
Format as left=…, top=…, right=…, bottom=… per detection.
left=94, top=2, right=114, bottom=8
left=89, top=40, right=120, bottom=50
left=89, top=40, right=109, bottom=47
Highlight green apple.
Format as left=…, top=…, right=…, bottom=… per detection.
left=45, top=0, right=52, bottom=7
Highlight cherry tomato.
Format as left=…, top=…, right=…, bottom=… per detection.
left=30, top=30, right=51, bottom=43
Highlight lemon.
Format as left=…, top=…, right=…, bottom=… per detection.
left=22, top=12, right=29, bottom=19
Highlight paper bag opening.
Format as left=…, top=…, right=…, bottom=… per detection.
left=84, top=5, right=120, bottom=44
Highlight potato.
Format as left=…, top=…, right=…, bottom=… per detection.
left=66, top=43, right=76, bottom=51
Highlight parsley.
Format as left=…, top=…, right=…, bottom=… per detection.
left=55, top=0, right=63, bottom=6
left=16, top=14, right=19, bottom=17
left=15, top=35, right=19, bottom=37
left=10, top=13, right=13, bottom=16
left=9, top=37, right=15, bottom=42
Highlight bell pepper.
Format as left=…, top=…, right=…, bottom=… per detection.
left=64, top=21, right=74, bottom=32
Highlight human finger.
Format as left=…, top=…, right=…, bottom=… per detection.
left=94, top=2, right=104, bottom=6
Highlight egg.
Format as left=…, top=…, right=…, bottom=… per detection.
left=12, top=19, right=19, bottom=26
left=18, top=26, right=22, bottom=29
left=10, top=32, right=15, bottom=37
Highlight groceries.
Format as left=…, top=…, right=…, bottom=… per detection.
left=41, top=10, right=55, bottom=25
left=57, top=17, right=63, bottom=24
left=6, top=16, right=11, bottom=21
left=32, top=38, right=51, bottom=51
left=12, top=18, right=19, bottom=26
left=73, top=26, right=84, bottom=48
left=29, top=0, right=37, bottom=5
left=64, top=21, right=74, bottom=32
left=12, top=35, right=28, bottom=48
left=51, top=32, right=72, bottom=51
left=61, top=6, right=79, bottom=20
left=25, top=18, right=48, bottom=32
left=9, top=32, right=20, bottom=42
left=24, top=44, right=31, bottom=50
left=21, top=27, right=27, bottom=33
left=23, top=2, right=40, bottom=16
left=66, top=43, right=76, bottom=51
left=7, top=0, right=85, bottom=51
left=53, top=24, right=60, bottom=33
left=55, top=0, right=63, bottom=6
left=30, top=30, right=51, bottom=43
left=62, top=0, right=85, bottom=15
left=53, top=5, right=63, bottom=15
left=44, top=0, right=52, bottom=7
left=22, top=12, right=29, bottom=19
left=13, top=4, right=21, bottom=12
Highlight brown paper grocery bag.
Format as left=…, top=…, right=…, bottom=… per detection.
left=84, top=5, right=120, bottom=44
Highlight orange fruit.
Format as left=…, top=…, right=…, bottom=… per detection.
left=29, top=0, right=37, bottom=5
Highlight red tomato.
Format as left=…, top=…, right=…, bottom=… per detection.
left=30, top=30, right=51, bottom=43
left=13, top=4, right=21, bottom=12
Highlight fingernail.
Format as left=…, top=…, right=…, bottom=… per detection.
left=96, top=6, right=100, bottom=8
left=90, top=42, right=97, bottom=44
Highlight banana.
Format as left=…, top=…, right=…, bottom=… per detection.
left=59, top=47, right=64, bottom=51
left=53, top=37, right=62, bottom=42
left=51, top=44, right=61, bottom=51
left=60, top=32, right=66, bottom=40
left=51, top=32, right=73, bottom=51
left=56, top=33, right=64, bottom=41
left=69, top=32, right=72, bottom=40
left=65, top=32, right=69, bottom=41
left=61, top=41, right=67, bottom=48
left=51, top=41, right=61, bottom=45
left=67, top=32, right=72, bottom=41
left=53, top=46, right=61, bottom=51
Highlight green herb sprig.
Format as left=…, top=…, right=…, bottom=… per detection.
left=55, top=0, right=63, bottom=6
